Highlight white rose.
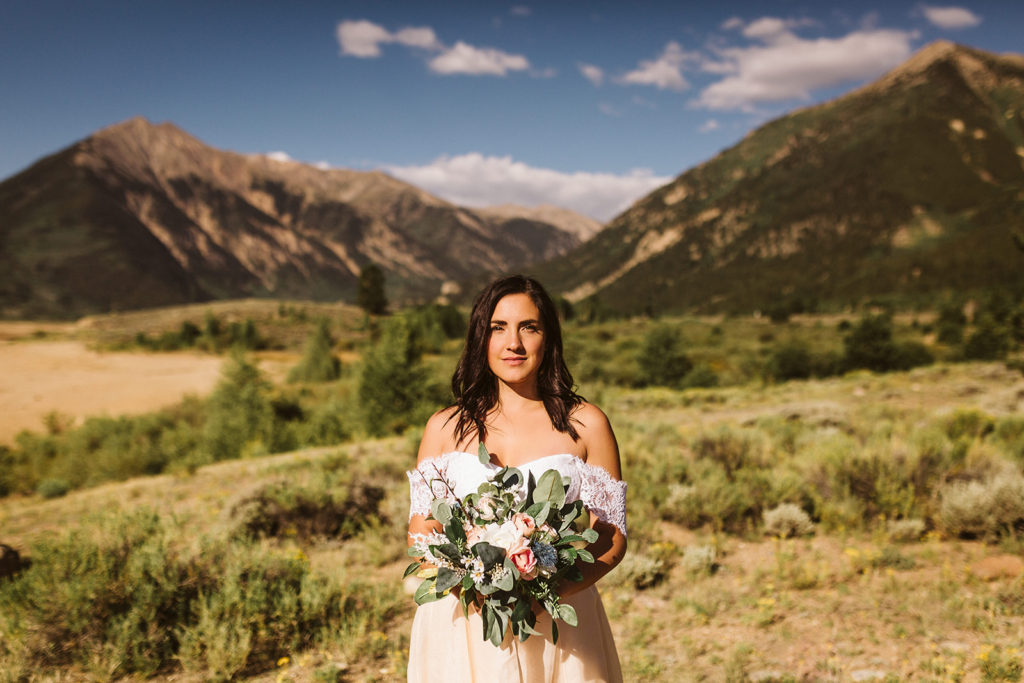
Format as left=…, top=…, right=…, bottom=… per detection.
left=478, top=520, right=521, bottom=551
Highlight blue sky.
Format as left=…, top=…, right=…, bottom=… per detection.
left=1, top=1, right=1021, bottom=220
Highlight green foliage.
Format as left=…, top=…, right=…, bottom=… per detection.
left=356, top=263, right=388, bottom=315
left=637, top=325, right=693, bottom=387
left=936, top=298, right=967, bottom=344
left=357, top=317, right=446, bottom=436
left=288, top=318, right=341, bottom=383
left=842, top=314, right=933, bottom=373
left=230, top=478, right=384, bottom=542
left=201, top=352, right=276, bottom=463
left=939, top=472, right=1024, bottom=540
left=35, top=478, right=70, bottom=499
left=963, top=314, right=1011, bottom=360
left=0, top=509, right=399, bottom=680
left=768, top=341, right=813, bottom=381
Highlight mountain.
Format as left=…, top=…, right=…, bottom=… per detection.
left=542, top=42, right=1024, bottom=315
left=0, top=118, right=595, bottom=319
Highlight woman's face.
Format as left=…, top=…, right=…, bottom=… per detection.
left=487, top=293, right=545, bottom=389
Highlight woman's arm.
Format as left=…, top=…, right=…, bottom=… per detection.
left=559, top=403, right=627, bottom=598
left=407, top=408, right=455, bottom=545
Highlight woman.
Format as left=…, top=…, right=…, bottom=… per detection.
left=406, top=275, right=627, bottom=682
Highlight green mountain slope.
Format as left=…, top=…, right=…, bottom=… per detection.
left=542, top=42, right=1024, bottom=314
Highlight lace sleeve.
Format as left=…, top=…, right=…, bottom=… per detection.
left=577, top=462, right=628, bottom=538
left=407, top=454, right=455, bottom=520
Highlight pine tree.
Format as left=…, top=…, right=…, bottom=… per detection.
left=288, top=318, right=341, bottom=383
left=356, top=263, right=388, bottom=315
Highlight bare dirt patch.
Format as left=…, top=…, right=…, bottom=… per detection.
left=0, top=340, right=292, bottom=443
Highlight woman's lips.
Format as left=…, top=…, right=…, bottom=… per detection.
left=502, top=357, right=527, bottom=365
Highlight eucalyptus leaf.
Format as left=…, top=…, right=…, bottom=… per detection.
left=534, top=470, right=565, bottom=507
left=430, top=499, right=452, bottom=525
left=498, top=467, right=523, bottom=490
left=556, top=603, right=579, bottom=627
left=413, top=579, right=439, bottom=605
left=495, top=568, right=514, bottom=591
left=577, top=548, right=595, bottom=563
left=477, top=442, right=491, bottom=465
left=581, top=528, right=599, bottom=543
left=445, top=516, right=466, bottom=544
left=403, top=561, right=421, bottom=578
left=473, top=542, right=506, bottom=569
left=551, top=620, right=559, bottom=645
left=436, top=567, right=462, bottom=593
left=462, top=574, right=474, bottom=590
left=407, top=546, right=424, bottom=557
left=434, top=543, right=462, bottom=563
left=530, top=502, right=551, bottom=525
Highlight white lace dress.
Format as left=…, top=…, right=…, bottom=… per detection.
left=406, top=452, right=626, bottom=683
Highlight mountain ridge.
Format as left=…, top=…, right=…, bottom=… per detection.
left=542, top=41, right=1024, bottom=314
left=0, top=119, right=597, bottom=319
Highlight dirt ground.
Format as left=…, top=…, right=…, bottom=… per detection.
left=0, top=339, right=292, bottom=444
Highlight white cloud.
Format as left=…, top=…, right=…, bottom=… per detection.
left=699, top=119, right=720, bottom=133
left=336, top=20, right=393, bottom=57
left=336, top=20, right=441, bottom=57
left=510, top=6, right=531, bottom=17
left=921, top=5, right=982, bottom=29
left=579, top=62, right=604, bottom=86
left=384, top=153, right=671, bottom=222
left=695, top=26, right=915, bottom=110
left=429, top=42, right=530, bottom=76
left=618, top=41, right=695, bottom=91
left=721, top=16, right=745, bottom=31
left=337, top=19, right=526, bottom=77
left=393, top=26, right=442, bottom=50
left=598, top=102, right=622, bottom=117
left=266, top=151, right=294, bottom=162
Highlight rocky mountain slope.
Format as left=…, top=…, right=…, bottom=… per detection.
left=542, top=41, right=1024, bottom=315
left=0, top=118, right=597, bottom=319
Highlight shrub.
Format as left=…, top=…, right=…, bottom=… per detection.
left=887, top=518, right=926, bottom=543
left=637, top=324, right=693, bottom=387
left=606, top=550, right=667, bottom=589
left=288, top=318, right=341, bottom=383
left=0, top=509, right=400, bottom=680
left=681, top=545, right=718, bottom=575
left=230, top=480, right=385, bottom=541
left=768, top=342, right=812, bottom=381
left=357, top=317, right=445, bottom=436
left=202, top=352, right=275, bottom=463
left=843, top=314, right=898, bottom=372
left=681, top=363, right=719, bottom=389
left=763, top=503, right=815, bottom=538
left=963, top=314, right=1010, bottom=360
left=936, top=299, right=966, bottom=344
left=691, top=426, right=764, bottom=479
left=938, top=472, right=1024, bottom=539
left=36, top=478, right=70, bottom=499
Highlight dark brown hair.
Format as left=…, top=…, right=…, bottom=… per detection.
left=450, top=275, right=582, bottom=446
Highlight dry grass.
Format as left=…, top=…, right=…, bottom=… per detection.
left=2, top=360, right=1024, bottom=680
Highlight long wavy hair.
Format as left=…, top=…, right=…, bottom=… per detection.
left=450, top=275, right=583, bottom=446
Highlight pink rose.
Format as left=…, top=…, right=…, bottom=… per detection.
left=507, top=538, right=538, bottom=580
left=512, top=513, right=536, bottom=537
left=466, top=524, right=484, bottom=546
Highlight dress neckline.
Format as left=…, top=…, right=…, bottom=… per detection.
left=441, top=450, right=582, bottom=469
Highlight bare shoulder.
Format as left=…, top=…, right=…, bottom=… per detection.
left=416, top=406, right=460, bottom=466
left=572, top=401, right=622, bottom=478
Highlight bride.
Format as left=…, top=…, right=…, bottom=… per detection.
left=406, top=275, right=627, bottom=682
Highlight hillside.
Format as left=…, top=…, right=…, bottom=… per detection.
left=0, top=118, right=596, bottom=319
left=543, top=42, right=1024, bottom=314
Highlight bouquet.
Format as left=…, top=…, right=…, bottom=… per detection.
left=406, top=445, right=600, bottom=646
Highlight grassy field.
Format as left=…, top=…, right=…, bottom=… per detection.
left=2, top=354, right=1024, bottom=681
left=1, top=299, right=1023, bottom=680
